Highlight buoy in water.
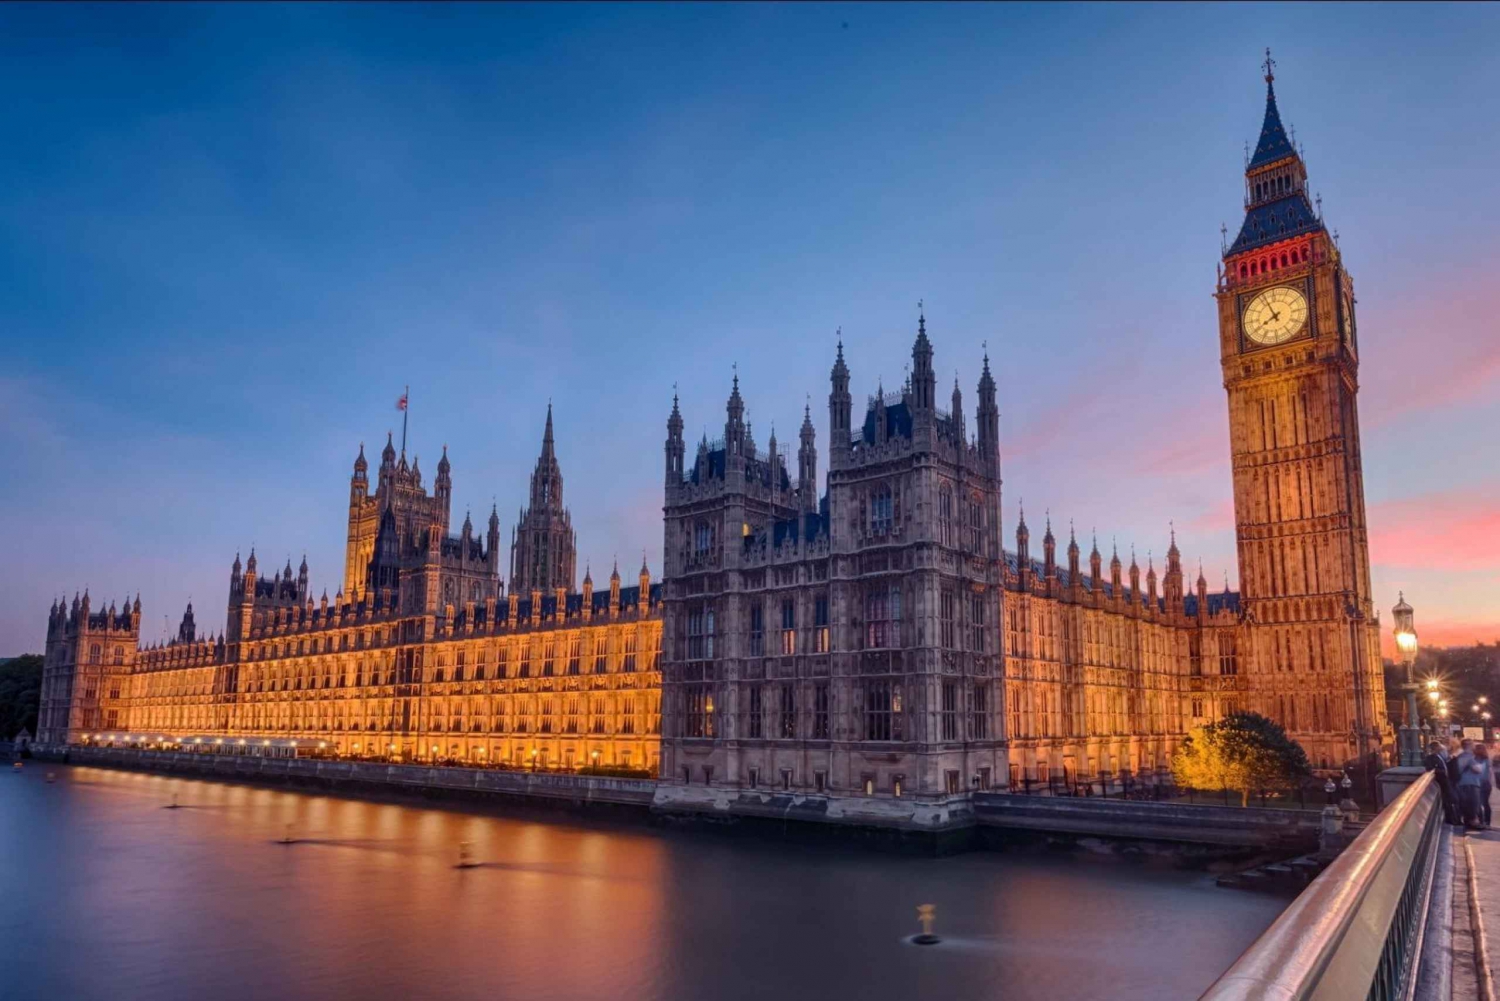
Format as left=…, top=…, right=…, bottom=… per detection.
left=456, top=841, right=479, bottom=868
left=913, top=904, right=941, bottom=945
left=45, top=772, right=56, bottom=783
left=280, top=824, right=295, bottom=844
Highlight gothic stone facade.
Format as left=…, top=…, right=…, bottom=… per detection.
left=39, top=426, right=664, bottom=775
left=38, top=67, right=1389, bottom=800
left=658, top=321, right=1010, bottom=814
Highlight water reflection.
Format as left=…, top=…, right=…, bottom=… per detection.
left=0, top=767, right=1283, bottom=1001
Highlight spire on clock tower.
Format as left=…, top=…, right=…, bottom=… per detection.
left=1228, top=52, right=1323, bottom=256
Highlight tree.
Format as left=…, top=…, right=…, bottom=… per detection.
left=1172, top=711, right=1311, bottom=806
left=0, top=654, right=44, bottom=740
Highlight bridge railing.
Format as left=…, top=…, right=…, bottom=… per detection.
left=1198, top=770, right=1441, bottom=1001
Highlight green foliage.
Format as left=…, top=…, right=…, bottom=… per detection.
left=0, top=654, right=44, bottom=740
left=1172, top=711, right=1311, bottom=806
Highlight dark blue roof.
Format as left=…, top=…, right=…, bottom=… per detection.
left=862, top=400, right=912, bottom=443
left=771, top=510, right=828, bottom=548
left=1249, top=82, right=1294, bottom=169
left=691, top=447, right=726, bottom=485
left=1228, top=193, right=1321, bottom=255
left=1183, top=591, right=1241, bottom=617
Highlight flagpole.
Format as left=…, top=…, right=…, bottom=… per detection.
left=401, top=384, right=409, bottom=455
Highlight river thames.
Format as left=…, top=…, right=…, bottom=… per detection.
left=1, top=766, right=1283, bottom=1000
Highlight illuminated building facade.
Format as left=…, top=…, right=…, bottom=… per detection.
left=1214, top=58, right=1388, bottom=767
left=38, top=418, right=664, bottom=774
left=38, top=65, right=1388, bottom=798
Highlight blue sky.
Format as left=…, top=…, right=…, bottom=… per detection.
left=3, top=3, right=1498, bottom=653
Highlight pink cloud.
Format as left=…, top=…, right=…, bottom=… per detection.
left=1369, top=486, right=1500, bottom=572
left=1362, top=261, right=1500, bottom=427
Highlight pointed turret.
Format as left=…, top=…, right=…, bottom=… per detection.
left=797, top=402, right=818, bottom=513
left=381, top=432, right=397, bottom=470
left=829, top=336, right=852, bottom=466
left=976, top=350, right=999, bottom=472
left=950, top=377, right=965, bottom=446
left=354, top=442, right=368, bottom=477
left=725, top=372, right=745, bottom=456
left=665, top=391, right=685, bottom=487
left=1066, top=522, right=1081, bottom=583
left=1042, top=514, right=1056, bottom=580
left=911, top=305, right=936, bottom=413
left=1228, top=51, right=1323, bottom=256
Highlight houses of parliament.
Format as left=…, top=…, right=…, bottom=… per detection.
left=36, top=65, right=1389, bottom=814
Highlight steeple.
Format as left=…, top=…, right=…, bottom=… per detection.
left=512, top=404, right=576, bottom=595
left=911, top=302, right=936, bottom=412
left=353, top=442, right=368, bottom=477
left=665, top=390, right=685, bottom=487
left=1249, top=50, right=1293, bottom=169
left=1015, top=503, right=1030, bottom=566
left=1228, top=51, right=1322, bottom=255
left=1042, top=513, right=1056, bottom=579
left=976, top=349, right=998, bottom=471
left=1067, top=521, right=1081, bottom=581
left=829, top=335, right=852, bottom=464
left=797, top=402, right=818, bottom=513
left=725, top=370, right=746, bottom=457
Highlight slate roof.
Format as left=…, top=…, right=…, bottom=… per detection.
left=862, top=400, right=913, bottom=443
left=1228, top=193, right=1322, bottom=255
left=1249, top=81, right=1295, bottom=168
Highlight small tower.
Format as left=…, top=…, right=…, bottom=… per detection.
left=911, top=306, right=936, bottom=414
left=829, top=338, right=852, bottom=469
left=666, top=391, right=685, bottom=490
left=1042, top=514, right=1057, bottom=581
left=797, top=403, right=818, bottom=514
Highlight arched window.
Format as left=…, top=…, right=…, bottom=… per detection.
left=939, top=487, right=954, bottom=546
left=89, top=644, right=101, bottom=664
left=113, top=646, right=124, bottom=665
left=871, top=486, right=893, bottom=535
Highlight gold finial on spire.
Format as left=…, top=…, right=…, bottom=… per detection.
left=1262, top=47, right=1275, bottom=84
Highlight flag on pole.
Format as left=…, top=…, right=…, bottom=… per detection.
left=396, top=392, right=408, bottom=411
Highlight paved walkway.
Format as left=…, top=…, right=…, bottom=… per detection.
left=1455, top=787, right=1500, bottom=1001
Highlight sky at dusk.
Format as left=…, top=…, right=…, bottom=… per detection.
left=2, top=3, right=1497, bottom=655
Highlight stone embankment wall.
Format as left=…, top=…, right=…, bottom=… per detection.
left=39, top=746, right=1322, bottom=852
left=45, top=746, right=655, bottom=811
left=971, top=792, right=1323, bottom=850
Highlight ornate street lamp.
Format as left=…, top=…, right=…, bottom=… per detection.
left=1393, top=593, right=1420, bottom=767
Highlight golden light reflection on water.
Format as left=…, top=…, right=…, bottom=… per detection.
left=2, top=766, right=1285, bottom=1001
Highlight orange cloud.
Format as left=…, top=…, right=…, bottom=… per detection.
left=1380, top=620, right=1500, bottom=658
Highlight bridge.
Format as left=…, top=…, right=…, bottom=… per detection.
left=1198, top=771, right=1495, bottom=1001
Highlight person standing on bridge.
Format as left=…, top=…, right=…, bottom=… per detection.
left=1424, top=741, right=1459, bottom=826
left=1457, top=744, right=1492, bottom=830
left=1480, top=743, right=1494, bottom=828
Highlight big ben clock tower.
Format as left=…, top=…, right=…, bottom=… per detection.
left=1217, top=54, right=1388, bottom=768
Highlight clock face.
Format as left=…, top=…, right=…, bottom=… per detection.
left=1242, top=285, right=1309, bottom=346
left=1341, top=292, right=1355, bottom=346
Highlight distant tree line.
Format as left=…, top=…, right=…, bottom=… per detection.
left=0, top=654, right=43, bottom=739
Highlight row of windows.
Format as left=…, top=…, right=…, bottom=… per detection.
left=1237, top=243, right=1307, bottom=280
left=682, top=681, right=990, bottom=743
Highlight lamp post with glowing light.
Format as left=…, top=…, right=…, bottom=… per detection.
left=1393, top=593, right=1420, bottom=767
